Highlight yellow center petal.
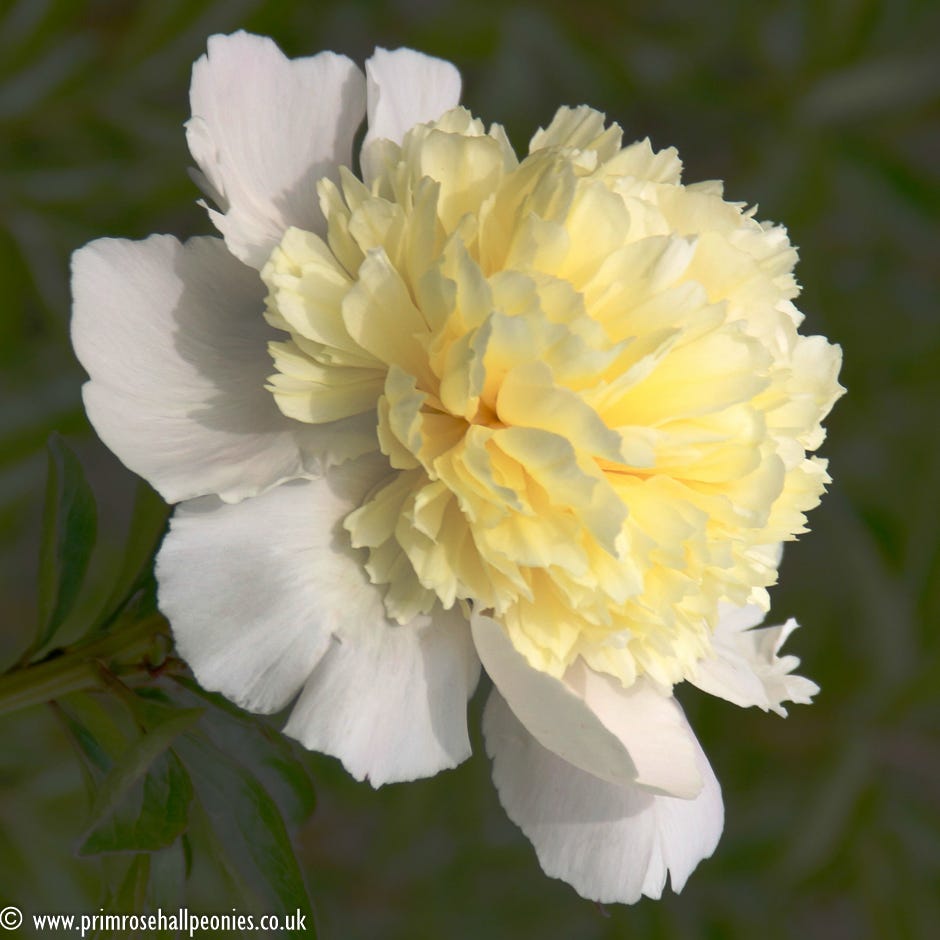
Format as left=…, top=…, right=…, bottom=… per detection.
left=260, top=104, right=844, bottom=688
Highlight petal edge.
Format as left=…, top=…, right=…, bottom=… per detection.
left=188, top=31, right=366, bottom=268
left=484, top=690, right=723, bottom=904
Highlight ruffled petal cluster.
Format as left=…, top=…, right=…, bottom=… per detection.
left=262, top=103, right=842, bottom=690
left=71, top=32, right=842, bottom=905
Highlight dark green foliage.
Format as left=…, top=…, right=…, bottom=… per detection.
left=35, top=433, right=97, bottom=652
left=96, top=479, right=169, bottom=629
left=76, top=708, right=202, bottom=855
left=78, top=750, right=194, bottom=856
left=175, top=734, right=317, bottom=938
left=51, top=683, right=319, bottom=931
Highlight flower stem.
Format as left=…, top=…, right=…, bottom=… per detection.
left=0, top=616, right=167, bottom=717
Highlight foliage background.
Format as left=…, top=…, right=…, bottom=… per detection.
left=1, top=0, right=938, bottom=937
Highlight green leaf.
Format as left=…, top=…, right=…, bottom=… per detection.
left=173, top=677, right=318, bottom=823
left=262, top=747, right=319, bottom=823
left=58, top=693, right=201, bottom=857
left=113, top=853, right=151, bottom=911
left=91, top=855, right=152, bottom=939
left=175, top=733, right=317, bottom=938
left=185, top=798, right=262, bottom=911
left=97, top=478, right=168, bottom=627
left=83, top=707, right=203, bottom=832
left=36, top=432, right=97, bottom=650
left=148, top=838, right=186, bottom=917
left=57, top=692, right=134, bottom=776
left=78, top=748, right=194, bottom=856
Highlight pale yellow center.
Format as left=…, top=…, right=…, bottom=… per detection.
left=260, top=106, right=843, bottom=687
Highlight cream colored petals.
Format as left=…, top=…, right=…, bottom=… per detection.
left=262, top=102, right=843, bottom=690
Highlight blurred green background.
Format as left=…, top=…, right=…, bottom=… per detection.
left=1, top=0, right=938, bottom=937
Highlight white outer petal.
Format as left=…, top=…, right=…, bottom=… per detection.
left=156, top=456, right=387, bottom=713
left=158, top=455, right=480, bottom=785
left=284, top=605, right=480, bottom=788
left=689, top=603, right=820, bottom=716
left=484, top=691, right=724, bottom=904
left=360, top=46, right=461, bottom=180
left=187, top=31, right=366, bottom=268
left=471, top=612, right=702, bottom=798
left=71, top=234, right=373, bottom=504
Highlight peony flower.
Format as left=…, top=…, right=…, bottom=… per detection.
left=71, top=32, right=843, bottom=903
